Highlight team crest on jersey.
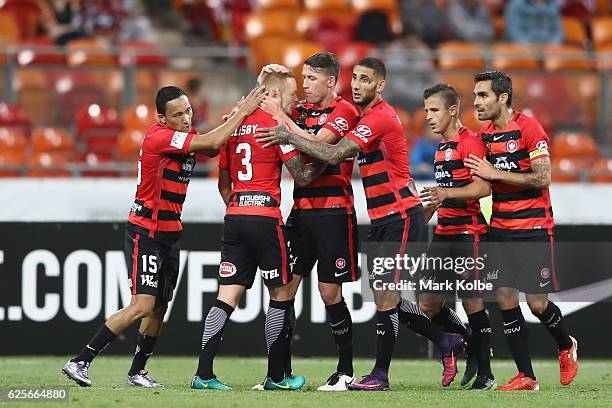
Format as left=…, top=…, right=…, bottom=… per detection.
left=540, top=267, right=551, bottom=279
left=536, top=140, right=548, bottom=150
left=506, top=139, right=518, bottom=153
left=219, top=262, right=237, bottom=277
left=335, top=117, right=349, bottom=130
left=335, top=258, right=346, bottom=269
left=444, top=148, right=453, bottom=161
left=318, top=113, right=328, bottom=125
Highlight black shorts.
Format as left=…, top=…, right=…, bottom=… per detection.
left=287, top=211, right=359, bottom=284
left=219, top=216, right=292, bottom=289
left=366, top=211, right=427, bottom=285
left=420, top=233, right=487, bottom=300
left=124, top=225, right=181, bottom=306
left=485, top=233, right=559, bottom=294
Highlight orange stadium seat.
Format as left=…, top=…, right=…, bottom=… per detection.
left=551, top=158, right=583, bottom=182
left=124, top=105, right=157, bottom=132
left=0, top=151, right=24, bottom=176
left=15, top=69, right=53, bottom=125
left=551, top=131, right=599, bottom=160
left=255, top=0, right=300, bottom=12
left=304, top=0, right=351, bottom=13
left=0, top=103, right=31, bottom=135
left=51, top=71, right=108, bottom=126
left=492, top=44, right=539, bottom=71
left=282, top=41, right=323, bottom=98
left=591, top=17, right=612, bottom=49
left=493, top=15, right=505, bottom=41
left=31, top=127, right=76, bottom=155
left=245, top=11, right=300, bottom=43
left=438, top=42, right=485, bottom=70
left=460, top=109, right=483, bottom=133
left=76, top=104, right=123, bottom=154
left=562, top=17, right=587, bottom=47
left=0, top=11, right=20, bottom=43
left=590, top=158, right=612, bottom=183
left=249, top=37, right=292, bottom=72
left=16, top=40, right=66, bottom=65
left=66, top=39, right=116, bottom=66
left=411, top=109, right=427, bottom=140
left=119, top=41, right=167, bottom=66
left=27, top=152, right=72, bottom=177
left=595, top=0, right=610, bottom=15
left=1, top=0, right=48, bottom=41
left=117, top=129, right=145, bottom=161
left=543, top=45, right=593, bottom=72
left=0, top=127, right=27, bottom=158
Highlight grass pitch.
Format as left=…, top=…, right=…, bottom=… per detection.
left=0, top=356, right=610, bottom=407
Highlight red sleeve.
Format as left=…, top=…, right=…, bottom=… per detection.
left=218, top=141, right=229, bottom=170
left=346, top=112, right=390, bottom=150
left=522, top=118, right=550, bottom=161
left=148, top=127, right=196, bottom=154
left=460, top=134, right=488, bottom=161
left=321, top=103, right=360, bottom=140
left=276, top=143, right=299, bottom=162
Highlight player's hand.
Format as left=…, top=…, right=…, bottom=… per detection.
left=237, top=86, right=267, bottom=116
left=464, top=154, right=499, bottom=181
left=256, top=121, right=291, bottom=148
left=420, top=186, right=448, bottom=208
left=257, top=64, right=290, bottom=84
left=259, top=91, right=283, bottom=117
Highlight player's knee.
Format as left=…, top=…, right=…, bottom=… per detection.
left=527, top=300, right=547, bottom=315
left=128, top=302, right=156, bottom=319
left=418, top=300, right=440, bottom=319
left=318, top=283, right=341, bottom=305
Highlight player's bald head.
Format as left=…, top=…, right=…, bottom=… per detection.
left=258, top=71, right=295, bottom=92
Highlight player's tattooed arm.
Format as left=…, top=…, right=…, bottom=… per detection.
left=257, top=122, right=360, bottom=165
left=464, top=154, right=551, bottom=188
left=218, top=169, right=232, bottom=205
left=189, top=86, right=266, bottom=153
left=284, top=155, right=328, bottom=186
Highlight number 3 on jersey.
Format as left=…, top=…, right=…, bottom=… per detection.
left=236, top=142, right=253, bottom=181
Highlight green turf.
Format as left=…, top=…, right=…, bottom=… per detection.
left=0, top=357, right=610, bottom=407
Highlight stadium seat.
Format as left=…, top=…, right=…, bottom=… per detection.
left=0, top=102, right=31, bottom=135
left=27, top=152, right=72, bottom=177
left=118, top=129, right=145, bottom=161
left=15, top=69, right=53, bottom=125
left=460, top=109, right=483, bottom=133
left=249, top=36, right=292, bottom=72
left=0, top=151, right=24, bottom=176
left=543, top=45, right=592, bottom=72
left=119, top=41, right=167, bottom=66
left=437, top=42, right=485, bottom=70
left=395, top=107, right=411, bottom=134
left=551, top=157, right=586, bottom=182
left=591, top=16, right=612, bottom=49
left=297, top=12, right=357, bottom=47
left=551, top=131, right=599, bottom=160
left=76, top=104, right=123, bottom=154
left=411, top=109, right=427, bottom=140
left=0, top=11, right=20, bottom=43
left=562, top=17, right=588, bottom=47
left=245, top=11, right=300, bottom=43
left=79, top=152, right=119, bottom=177
left=16, top=40, right=66, bottom=65
left=282, top=41, right=323, bottom=98
left=492, top=44, right=539, bottom=70
left=0, top=0, right=47, bottom=40
left=333, top=41, right=374, bottom=69
left=0, top=127, right=27, bottom=158
left=493, top=15, right=505, bottom=41
left=595, top=0, right=610, bottom=15
left=255, top=0, right=300, bottom=12
left=31, top=127, right=76, bottom=156
left=590, top=158, right=612, bottom=183
left=51, top=71, right=108, bottom=126
left=66, top=39, right=116, bottom=66
left=124, top=105, right=157, bottom=132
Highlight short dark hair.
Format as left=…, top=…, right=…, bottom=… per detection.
left=303, top=52, right=340, bottom=79
left=156, top=86, right=187, bottom=115
left=355, top=57, right=386, bottom=79
left=423, top=83, right=460, bottom=109
left=474, top=71, right=513, bottom=107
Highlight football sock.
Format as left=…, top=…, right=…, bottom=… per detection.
left=73, top=324, right=116, bottom=363
left=432, top=304, right=471, bottom=340
left=534, top=301, right=572, bottom=350
left=397, top=297, right=445, bottom=344
left=266, top=299, right=294, bottom=382
left=326, top=298, right=354, bottom=376
left=467, top=309, right=493, bottom=378
left=374, top=308, right=399, bottom=372
left=502, top=307, right=535, bottom=379
left=128, top=333, right=158, bottom=376
left=196, top=300, right=234, bottom=380
left=283, top=303, right=296, bottom=377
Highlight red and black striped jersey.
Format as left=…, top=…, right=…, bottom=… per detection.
left=219, top=108, right=299, bottom=223
left=434, top=127, right=488, bottom=236
left=290, top=96, right=360, bottom=215
left=480, top=111, right=554, bottom=237
left=346, top=99, right=422, bottom=225
left=128, top=123, right=197, bottom=238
